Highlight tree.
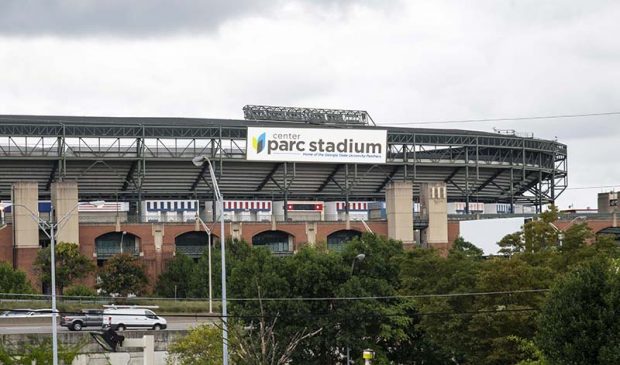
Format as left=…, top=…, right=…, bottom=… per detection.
left=188, top=239, right=253, bottom=299
left=167, top=324, right=223, bottom=365
left=498, top=231, right=524, bottom=255
left=399, top=246, right=481, bottom=363
left=229, top=234, right=433, bottom=365
left=98, top=253, right=149, bottom=296
left=156, top=252, right=195, bottom=298
left=230, top=287, right=322, bottom=365
left=451, top=236, right=484, bottom=258
left=0, top=337, right=82, bottom=365
left=34, top=242, right=95, bottom=295
left=0, top=261, right=33, bottom=294
left=466, top=256, right=555, bottom=365
left=560, top=222, right=593, bottom=252
left=537, top=258, right=620, bottom=364
left=498, top=206, right=561, bottom=255
left=64, top=284, right=97, bottom=297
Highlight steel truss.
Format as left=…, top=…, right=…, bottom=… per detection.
left=0, top=116, right=567, bottom=213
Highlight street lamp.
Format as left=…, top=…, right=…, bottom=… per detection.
left=347, top=253, right=366, bottom=364
left=195, top=214, right=214, bottom=313
left=192, top=155, right=228, bottom=365
left=11, top=199, right=105, bottom=365
left=549, top=216, right=587, bottom=247
left=351, top=253, right=366, bottom=274
left=0, top=202, right=6, bottom=226
left=120, top=231, right=127, bottom=254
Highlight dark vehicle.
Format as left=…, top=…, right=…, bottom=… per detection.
left=60, top=309, right=103, bottom=331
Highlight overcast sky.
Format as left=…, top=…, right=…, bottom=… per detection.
left=0, top=0, right=618, bottom=209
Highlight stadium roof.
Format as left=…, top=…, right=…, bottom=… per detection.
left=0, top=114, right=567, bottom=208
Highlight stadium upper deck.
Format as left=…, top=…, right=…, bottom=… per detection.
left=0, top=114, right=567, bottom=210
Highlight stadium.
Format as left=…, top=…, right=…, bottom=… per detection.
left=0, top=106, right=568, bottom=287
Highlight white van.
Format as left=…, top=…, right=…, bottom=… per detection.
left=102, top=306, right=167, bottom=331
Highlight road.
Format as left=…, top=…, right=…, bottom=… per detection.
left=0, top=317, right=214, bottom=335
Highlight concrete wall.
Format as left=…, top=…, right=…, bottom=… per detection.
left=0, top=330, right=187, bottom=365
left=11, top=182, right=39, bottom=249
left=598, top=192, right=618, bottom=214
left=51, top=181, right=80, bottom=244
left=11, top=182, right=40, bottom=285
left=420, top=182, right=449, bottom=250
left=385, top=181, right=414, bottom=245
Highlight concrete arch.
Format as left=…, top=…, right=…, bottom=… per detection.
left=175, top=231, right=220, bottom=258
left=327, top=229, right=362, bottom=251
left=597, top=227, right=620, bottom=243
left=252, top=230, right=294, bottom=255
left=95, top=231, right=140, bottom=260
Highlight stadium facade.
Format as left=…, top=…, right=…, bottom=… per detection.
left=0, top=109, right=569, bottom=289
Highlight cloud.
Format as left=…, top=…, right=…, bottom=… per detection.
left=0, top=0, right=378, bottom=36
left=0, top=0, right=618, bottom=209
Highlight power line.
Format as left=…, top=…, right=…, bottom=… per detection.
left=382, top=111, right=620, bottom=126
left=0, top=307, right=539, bottom=320
left=0, top=289, right=550, bottom=303
left=225, top=289, right=549, bottom=302
left=566, top=184, right=620, bottom=191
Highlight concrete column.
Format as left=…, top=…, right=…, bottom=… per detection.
left=12, top=182, right=39, bottom=249
left=51, top=181, right=79, bottom=244
left=598, top=192, right=618, bottom=214
left=152, top=223, right=164, bottom=279
left=231, top=222, right=242, bottom=241
left=152, top=224, right=164, bottom=254
left=11, top=182, right=40, bottom=285
left=385, top=181, right=414, bottom=245
left=305, top=222, right=317, bottom=246
left=420, top=182, right=449, bottom=250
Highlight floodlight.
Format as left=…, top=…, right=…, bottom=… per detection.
left=192, top=155, right=207, bottom=167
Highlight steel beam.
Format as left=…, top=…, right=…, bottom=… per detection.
left=317, top=164, right=343, bottom=192
left=376, top=165, right=401, bottom=193
left=256, top=163, right=283, bottom=192
left=473, top=169, right=505, bottom=194
left=45, top=161, right=58, bottom=191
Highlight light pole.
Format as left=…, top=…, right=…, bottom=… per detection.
left=11, top=200, right=105, bottom=365
left=120, top=231, right=127, bottom=254
left=0, top=203, right=5, bottom=226
left=192, top=155, right=228, bottom=365
left=549, top=216, right=586, bottom=247
left=347, top=253, right=366, bottom=364
left=195, top=214, right=214, bottom=313
left=351, top=253, right=366, bottom=275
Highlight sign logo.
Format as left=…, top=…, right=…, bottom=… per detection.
left=252, top=132, right=266, bottom=153
left=247, top=127, right=387, bottom=164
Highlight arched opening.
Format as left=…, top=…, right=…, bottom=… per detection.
left=597, top=227, right=620, bottom=243
left=95, top=232, right=140, bottom=266
left=327, top=230, right=361, bottom=252
left=175, top=231, right=220, bottom=258
left=252, top=230, right=294, bottom=256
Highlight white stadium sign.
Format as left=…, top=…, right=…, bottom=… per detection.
left=246, top=127, right=387, bottom=164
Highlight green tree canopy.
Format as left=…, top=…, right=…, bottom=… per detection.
left=498, top=206, right=561, bottom=255
left=34, top=242, right=95, bottom=295
left=537, top=258, right=620, bottom=365
left=167, top=324, right=222, bottom=365
left=451, top=236, right=484, bottom=258
left=0, top=261, right=33, bottom=294
left=155, top=252, right=195, bottom=298
left=64, top=284, right=97, bottom=297
left=228, top=234, right=443, bottom=365
left=98, top=253, right=149, bottom=296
